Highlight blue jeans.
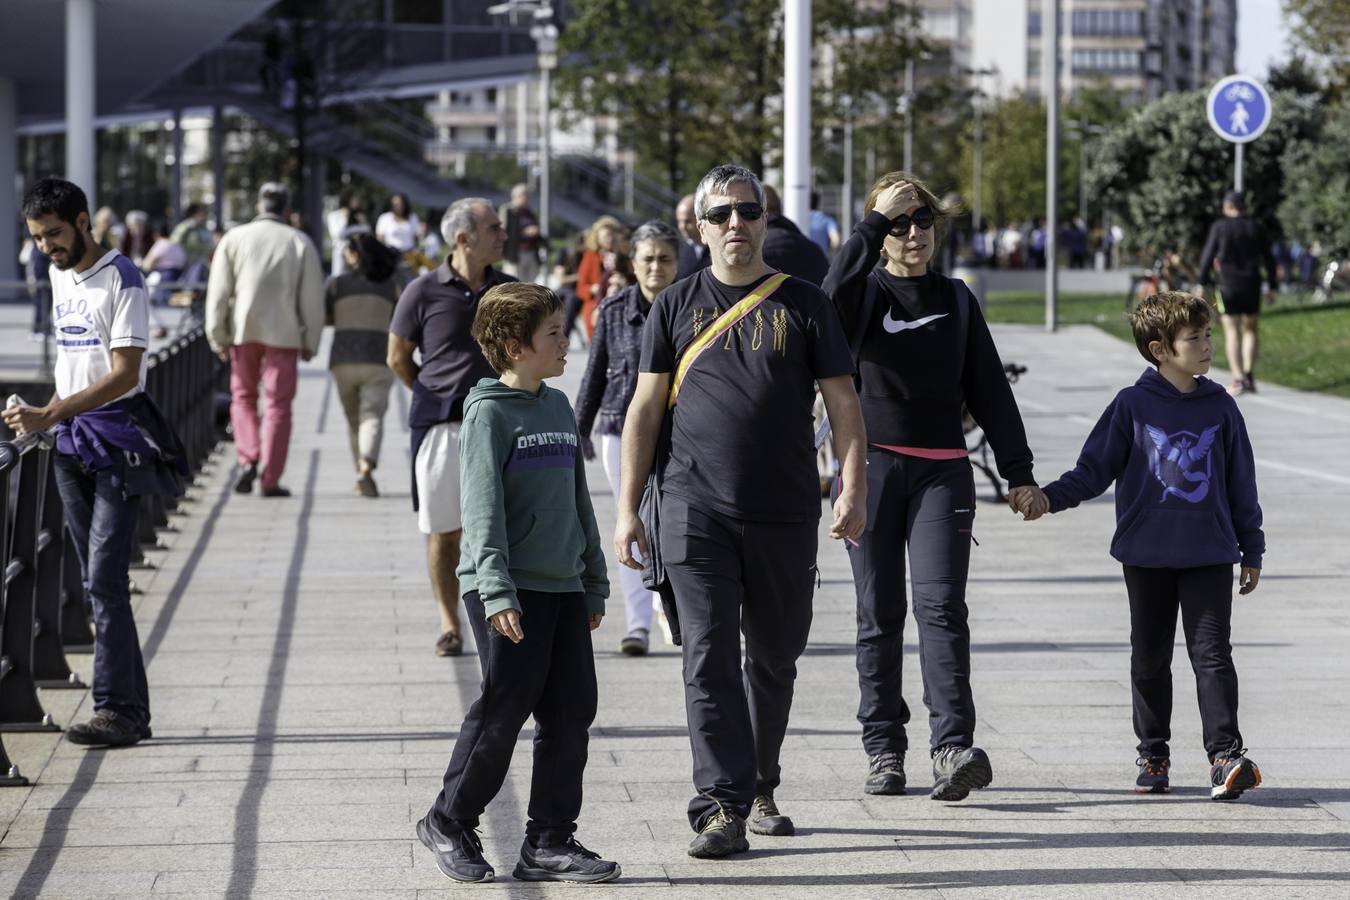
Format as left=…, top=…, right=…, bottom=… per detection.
left=52, top=453, right=150, bottom=728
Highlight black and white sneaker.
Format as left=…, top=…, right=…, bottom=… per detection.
left=416, top=816, right=493, bottom=883
left=864, top=750, right=907, bottom=795
left=1210, top=754, right=1262, bottom=801
left=512, top=836, right=620, bottom=883
left=930, top=745, right=993, bottom=801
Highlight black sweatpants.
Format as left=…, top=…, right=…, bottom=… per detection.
left=1123, top=563, right=1243, bottom=761
left=659, top=493, right=817, bottom=832
left=846, top=451, right=977, bottom=756
left=429, top=590, right=597, bottom=845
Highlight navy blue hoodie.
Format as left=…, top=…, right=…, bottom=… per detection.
left=1043, top=368, right=1264, bottom=570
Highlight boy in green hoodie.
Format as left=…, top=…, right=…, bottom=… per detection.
left=416, top=282, right=617, bottom=884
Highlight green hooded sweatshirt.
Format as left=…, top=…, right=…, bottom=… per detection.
left=456, top=377, right=609, bottom=619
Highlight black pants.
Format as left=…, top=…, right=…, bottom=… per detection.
left=659, top=494, right=817, bottom=831
left=430, top=590, right=597, bottom=845
left=847, top=451, right=976, bottom=756
left=52, top=453, right=150, bottom=728
left=1123, top=564, right=1243, bottom=761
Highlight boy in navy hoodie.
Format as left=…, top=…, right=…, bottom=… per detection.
left=1017, top=291, right=1264, bottom=800
left=416, top=282, right=619, bottom=884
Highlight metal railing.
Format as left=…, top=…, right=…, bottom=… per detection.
left=0, top=327, right=222, bottom=786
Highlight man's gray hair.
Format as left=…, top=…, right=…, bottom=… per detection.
left=630, top=219, right=680, bottom=255
left=257, top=182, right=290, bottom=215
left=441, top=197, right=489, bottom=245
left=693, top=164, right=765, bottom=221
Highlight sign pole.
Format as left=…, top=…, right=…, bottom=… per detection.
left=1234, top=143, right=1243, bottom=193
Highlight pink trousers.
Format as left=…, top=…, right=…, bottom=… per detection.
left=229, top=343, right=299, bottom=490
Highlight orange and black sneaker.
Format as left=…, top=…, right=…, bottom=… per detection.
left=1134, top=756, right=1170, bottom=794
left=1210, top=753, right=1261, bottom=801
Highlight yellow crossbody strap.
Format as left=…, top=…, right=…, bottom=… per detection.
left=667, top=272, right=789, bottom=409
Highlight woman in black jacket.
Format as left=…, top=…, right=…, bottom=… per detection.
left=823, top=172, right=1041, bottom=803
left=575, top=220, right=680, bottom=657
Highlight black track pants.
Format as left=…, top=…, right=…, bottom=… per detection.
left=847, top=450, right=977, bottom=756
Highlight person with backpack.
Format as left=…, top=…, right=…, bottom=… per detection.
left=821, top=173, right=1041, bottom=804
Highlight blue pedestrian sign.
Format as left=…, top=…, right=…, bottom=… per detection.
left=1206, top=75, right=1272, bottom=144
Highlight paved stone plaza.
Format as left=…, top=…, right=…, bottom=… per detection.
left=2, top=320, right=1348, bottom=897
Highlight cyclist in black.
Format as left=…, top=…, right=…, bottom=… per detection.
left=1197, top=191, right=1277, bottom=396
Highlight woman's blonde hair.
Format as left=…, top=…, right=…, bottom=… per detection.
left=863, top=172, right=961, bottom=258
left=585, top=215, right=625, bottom=252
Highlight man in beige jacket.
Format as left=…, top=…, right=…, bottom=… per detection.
left=206, top=183, right=324, bottom=497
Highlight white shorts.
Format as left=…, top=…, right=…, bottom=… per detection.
left=415, top=422, right=462, bottom=535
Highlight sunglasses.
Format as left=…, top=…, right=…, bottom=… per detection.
left=889, top=206, right=935, bottom=236
left=701, top=202, right=765, bottom=225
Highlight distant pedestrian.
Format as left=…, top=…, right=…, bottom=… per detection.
left=674, top=194, right=710, bottom=280
left=416, top=282, right=618, bottom=885
left=5, top=177, right=188, bottom=748
left=121, top=210, right=152, bottom=265
left=499, top=183, right=544, bottom=283
left=1016, top=291, right=1265, bottom=801
left=206, top=182, right=325, bottom=498
left=761, top=186, right=830, bottom=286
left=326, top=190, right=367, bottom=276
left=574, top=216, right=628, bottom=339
left=823, top=173, right=1040, bottom=803
left=325, top=233, right=401, bottom=497
left=1197, top=191, right=1277, bottom=396
left=169, top=203, right=213, bottom=282
left=376, top=192, right=420, bottom=254
left=616, top=164, right=866, bottom=858
left=574, top=220, right=679, bottom=656
left=808, top=190, right=841, bottom=256
left=387, top=198, right=514, bottom=658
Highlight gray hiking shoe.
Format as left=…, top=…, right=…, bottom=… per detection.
left=747, top=794, right=795, bottom=836
left=687, top=807, right=749, bottom=859
left=930, top=745, right=993, bottom=801
left=864, top=750, right=906, bottom=795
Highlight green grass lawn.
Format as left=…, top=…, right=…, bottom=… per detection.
left=985, top=291, right=1350, bottom=399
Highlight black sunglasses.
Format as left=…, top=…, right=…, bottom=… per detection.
left=701, top=202, right=765, bottom=225
left=889, top=206, right=935, bottom=236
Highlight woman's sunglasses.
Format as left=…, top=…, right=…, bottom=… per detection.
left=889, top=206, right=935, bottom=236
left=701, top=202, right=765, bottom=225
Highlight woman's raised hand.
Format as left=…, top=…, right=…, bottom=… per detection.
left=876, top=182, right=921, bottom=221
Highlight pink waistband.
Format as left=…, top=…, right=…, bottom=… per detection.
left=871, top=443, right=969, bottom=460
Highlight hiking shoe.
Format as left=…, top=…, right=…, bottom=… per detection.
left=416, top=816, right=493, bottom=883
left=747, top=794, right=794, bottom=836
left=687, top=807, right=749, bottom=859
left=620, top=628, right=649, bottom=656
left=930, top=745, right=993, bottom=801
left=435, top=631, right=463, bottom=657
left=864, top=750, right=907, bottom=795
left=1135, top=756, right=1170, bottom=794
left=512, top=836, right=620, bottom=883
left=260, top=485, right=291, bottom=498
left=233, top=463, right=258, bottom=494
left=1210, top=754, right=1262, bottom=801
left=66, top=710, right=144, bottom=747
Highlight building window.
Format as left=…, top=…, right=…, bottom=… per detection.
left=1071, top=48, right=1142, bottom=74
left=1070, top=8, right=1144, bottom=36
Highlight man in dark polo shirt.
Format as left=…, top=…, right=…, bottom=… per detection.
left=388, top=197, right=514, bottom=657
left=615, top=164, right=867, bottom=859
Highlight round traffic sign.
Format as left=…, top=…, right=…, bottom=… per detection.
left=1207, top=75, right=1272, bottom=144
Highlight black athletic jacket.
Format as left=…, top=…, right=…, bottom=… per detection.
left=822, top=210, right=1035, bottom=488
left=1198, top=216, right=1276, bottom=291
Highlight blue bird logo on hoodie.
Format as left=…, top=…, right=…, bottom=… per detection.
left=1145, top=424, right=1221, bottom=504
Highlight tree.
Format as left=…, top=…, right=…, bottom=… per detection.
left=1279, top=100, right=1350, bottom=259
left=1086, top=89, right=1319, bottom=264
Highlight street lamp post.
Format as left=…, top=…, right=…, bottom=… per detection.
left=783, top=0, right=811, bottom=232
left=1043, top=0, right=1060, bottom=333
left=841, top=93, right=854, bottom=236
left=902, top=58, right=914, bottom=172
left=488, top=1, right=556, bottom=241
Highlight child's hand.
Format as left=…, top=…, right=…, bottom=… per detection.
left=1007, top=486, right=1049, bottom=521
left=588, top=613, right=603, bottom=631
left=1238, top=567, right=1261, bottom=595
left=491, top=609, right=524, bottom=643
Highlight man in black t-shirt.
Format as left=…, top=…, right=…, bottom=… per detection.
left=615, top=164, right=867, bottom=859
left=1197, top=191, right=1277, bottom=396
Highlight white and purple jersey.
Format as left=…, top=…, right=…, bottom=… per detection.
left=51, top=249, right=149, bottom=401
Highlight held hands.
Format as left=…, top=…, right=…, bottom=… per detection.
left=490, top=608, right=524, bottom=643
left=1008, top=485, right=1050, bottom=521
left=613, top=511, right=648, bottom=571
left=588, top=613, right=603, bottom=631
left=1238, top=567, right=1261, bottom=595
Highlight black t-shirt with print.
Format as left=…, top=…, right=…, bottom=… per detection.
left=640, top=268, right=853, bottom=522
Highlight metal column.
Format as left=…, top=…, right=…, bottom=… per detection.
left=783, top=0, right=811, bottom=231
left=65, top=0, right=97, bottom=206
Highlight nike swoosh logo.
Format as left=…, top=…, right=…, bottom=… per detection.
left=881, top=311, right=948, bottom=334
